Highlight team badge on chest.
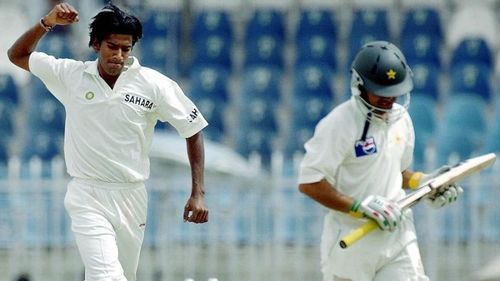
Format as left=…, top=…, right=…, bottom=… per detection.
left=354, top=137, right=378, bottom=157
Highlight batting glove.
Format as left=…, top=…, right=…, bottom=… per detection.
left=350, top=195, right=403, bottom=231
left=426, top=184, right=464, bottom=208
left=412, top=165, right=464, bottom=208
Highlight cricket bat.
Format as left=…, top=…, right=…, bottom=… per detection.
left=339, top=153, right=497, bottom=249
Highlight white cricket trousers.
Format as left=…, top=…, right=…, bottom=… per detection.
left=321, top=212, right=429, bottom=281
left=64, top=178, right=148, bottom=281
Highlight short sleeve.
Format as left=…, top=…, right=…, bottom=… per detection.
left=298, top=113, right=349, bottom=186
left=155, top=80, right=208, bottom=138
left=28, top=51, right=79, bottom=104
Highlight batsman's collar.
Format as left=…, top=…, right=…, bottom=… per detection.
left=84, top=56, right=140, bottom=75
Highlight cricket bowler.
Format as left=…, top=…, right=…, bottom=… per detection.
left=8, top=3, right=209, bottom=280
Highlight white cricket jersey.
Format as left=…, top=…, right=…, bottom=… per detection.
left=298, top=96, right=415, bottom=202
left=29, top=52, right=208, bottom=183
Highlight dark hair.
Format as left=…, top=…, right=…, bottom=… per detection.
left=88, top=3, right=143, bottom=47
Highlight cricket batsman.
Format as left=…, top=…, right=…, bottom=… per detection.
left=298, top=41, right=463, bottom=281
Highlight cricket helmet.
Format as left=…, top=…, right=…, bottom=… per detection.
left=350, top=41, right=413, bottom=123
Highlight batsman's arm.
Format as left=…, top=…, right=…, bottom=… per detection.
left=7, top=3, right=79, bottom=71
left=299, top=179, right=400, bottom=247
left=299, top=179, right=355, bottom=214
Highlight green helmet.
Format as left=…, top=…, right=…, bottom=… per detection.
left=351, top=41, right=413, bottom=97
left=350, top=41, right=413, bottom=124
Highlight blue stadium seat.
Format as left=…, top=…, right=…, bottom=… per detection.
left=189, top=65, right=230, bottom=103
left=235, top=128, right=275, bottom=168
left=139, top=7, right=181, bottom=77
left=346, top=8, right=390, bottom=68
left=191, top=35, right=232, bottom=71
left=408, top=95, right=438, bottom=170
left=481, top=112, right=500, bottom=154
left=436, top=95, right=486, bottom=165
left=449, top=63, right=492, bottom=101
left=412, top=134, right=427, bottom=171
left=237, top=96, right=279, bottom=134
left=288, top=63, right=334, bottom=160
left=191, top=10, right=233, bottom=42
left=283, top=125, right=314, bottom=161
left=193, top=97, right=226, bottom=142
left=441, top=95, right=487, bottom=138
left=190, top=9, right=232, bottom=82
left=0, top=100, right=15, bottom=137
left=434, top=128, right=476, bottom=167
left=21, top=130, right=63, bottom=162
left=0, top=73, right=20, bottom=105
left=236, top=64, right=280, bottom=157
left=401, top=33, right=441, bottom=68
left=0, top=137, right=8, bottom=168
left=189, top=65, right=230, bottom=141
left=350, top=8, right=389, bottom=37
left=293, top=64, right=335, bottom=101
left=245, top=9, right=285, bottom=42
left=295, top=9, right=337, bottom=43
left=449, top=37, right=494, bottom=71
left=30, top=77, right=57, bottom=101
left=244, top=35, right=284, bottom=70
left=28, top=98, right=65, bottom=134
left=291, top=96, right=333, bottom=129
left=140, top=36, right=179, bottom=77
left=286, top=94, right=332, bottom=172
left=37, top=34, right=74, bottom=58
left=411, top=63, right=440, bottom=100
left=409, top=95, right=437, bottom=140
left=234, top=67, right=284, bottom=157
left=295, top=34, right=337, bottom=72
left=400, top=7, right=443, bottom=40
left=142, top=8, right=180, bottom=38
left=0, top=133, right=10, bottom=177
left=240, top=66, right=282, bottom=105
left=348, top=8, right=389, bottom=49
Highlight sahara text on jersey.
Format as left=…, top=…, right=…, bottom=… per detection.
left=124, top=94, right=155, bottom=109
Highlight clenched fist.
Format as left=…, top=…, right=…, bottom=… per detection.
left=43, top=2, right=79, bottom=27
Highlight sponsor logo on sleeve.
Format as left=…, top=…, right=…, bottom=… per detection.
left=186, top=108, right=199, bottom=123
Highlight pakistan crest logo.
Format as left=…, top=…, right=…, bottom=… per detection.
left=85, top=91, right=95, bottom=100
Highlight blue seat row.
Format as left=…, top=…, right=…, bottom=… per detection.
left=3, top=5, right=497, bottom=175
